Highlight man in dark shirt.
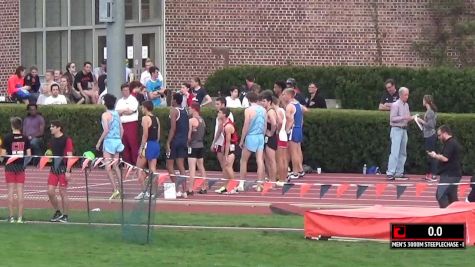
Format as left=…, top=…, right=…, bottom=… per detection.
left=23, top=104, right=45, bottom=165
left=240, top=75, right=261, bottom=102
left=191, top=77, right=212, bottom=107
left=306, top=82, right=327, bottom=109
left=428, top=125, right=462, bottom=208
left=1, top=117, right=31, bottom=223
left=74, top=61, right=97, bottom=104
left=286, top=78, right=306, bottom=106
left=379, top=79, right=399, bottom=111
left=24, top=66, right=41, bottom=103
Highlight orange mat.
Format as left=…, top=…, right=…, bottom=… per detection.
left=304, top=202, right=475, bottom=245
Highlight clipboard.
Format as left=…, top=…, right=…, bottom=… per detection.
left=414, top=114, right=423, bottom=131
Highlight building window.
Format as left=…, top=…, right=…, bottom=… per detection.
left=21, top=32, right=44, bottom=73
left=45, top=0, right=68, bottom=27
left=21, top=0, right=43, bottom=29
left=71, top=30, right=93, bottom=65
left=20, top=0, right=163, bottom=75
left=46, top=31, right=68, bottom=70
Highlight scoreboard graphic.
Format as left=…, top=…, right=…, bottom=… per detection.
left=390, top=224, right=465, bottom=249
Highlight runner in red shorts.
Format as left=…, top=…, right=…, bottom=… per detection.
left=1, top=117, right=31, bottom=223
left=47, top=120, right=74, bottom=223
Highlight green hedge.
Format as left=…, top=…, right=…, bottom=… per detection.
left=205, top=66, right=475, bottom=113
left=1, top=105, right=474, bottom=174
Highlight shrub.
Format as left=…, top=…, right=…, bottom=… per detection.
left=1, top=105, right=474, bottom=174
left=205, top=66, right=475, bottom=113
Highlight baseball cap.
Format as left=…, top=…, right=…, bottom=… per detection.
left=286, top=78, right=296, bottom=86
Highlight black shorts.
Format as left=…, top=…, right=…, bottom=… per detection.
left=265, top=134, right=278, bottom=150
left=167, top=140, right=188, bottom=160
left=188, top=147, right=204, bottom=159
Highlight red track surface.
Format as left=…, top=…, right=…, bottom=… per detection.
left=0, top=167, right=471, bottom=215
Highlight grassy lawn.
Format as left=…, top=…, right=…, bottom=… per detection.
left=0, top=208, right=303, bottom=228
left=0, top=223, right=472, bottom=267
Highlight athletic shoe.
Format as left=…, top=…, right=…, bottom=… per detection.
left=16, top=217, right=24, bottom=224
left=275, top=181, right=285, bottom=187
left=395, top=175, right=409, bottom=180
left=426, top=176, right=438, bottom=182
left=8, top=216, right=15, bottom=223
left=50, top=211, right=62, bottom=222
left=386, top=175, right=395, bottom=181
left=215, top=186, right=227, bottom=194
left=176, top=191, right=183, bottom=198
left=237, top=181, right=245, bottom=192
left=186, top=191, right=194, bottom=196
left=109, top=190, right=120, bottom=200
left=58, top=215, right=69, bottom=223
left=225, top=188, right=239, bottom=195
left=298, top=171, right=305, bottom=177
left=288, top=173, right=300, bottom=180
left=134, top=192, right=146, bottom=200
left=197, top=189, right=207, bottom=194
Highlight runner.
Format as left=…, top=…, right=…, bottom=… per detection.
left=1, top=117, right=31, bottom=223
left=47, top=120, right=74, bottom=223
left=260, top=90, right=278, bottom=182
left=214, top=108, right=239, bottom=194
left=187, top=102, right=207, bottom=195
left=282, top=88, right=305, bottom=180
left=166, top=93, right=189, bottom=198
left=134, top=100, right=161, bottom=200
left=239, top=92, right=267, bottom=185
left=96, top=94, right=124, bottom=200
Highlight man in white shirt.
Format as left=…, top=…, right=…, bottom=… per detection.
left=115, top=83, right=139, bottom=165
left=140, top=59, right=163, bottom=86
left=44, top=84, right=67, bottom=105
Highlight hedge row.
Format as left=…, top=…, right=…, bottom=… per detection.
left=205, top=66, right=475, bottom=113
left=1, top=105, right=475, bottom=174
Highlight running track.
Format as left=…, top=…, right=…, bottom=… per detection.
left=0, top=167, right=471, bottom=215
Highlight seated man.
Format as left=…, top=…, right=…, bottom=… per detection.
left=378, top=79, right=399, bottom=111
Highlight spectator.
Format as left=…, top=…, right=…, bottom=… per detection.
left=7, top=66, right=29, bottom=104
left=386, top=87, right=414, bottom=180
left=37, top=70, right=55, bottom=105
left=226, top=86, right=243, bottom=108
left=428, top=125, right=462, bottom=208
left=115, top=83, right=139, bottom=165
left=93, top=59, right=107, bottom=82
left=273, top=80, right=287, bottom=98
left=44, top=84, right=67, bottom=105
left=379, top=79, right=399, bottom=111
left=146, top=66, right=166, bottom=108
left=74, top=61, right=97, bottom=104
left=129, top=80, right=146, bottom=105
left=64, top=62, right=76, bottom=87
left=23, top=104, right=45, bottom=164
left=415, top=95, right=438, bottom=182
left=139, top=58, right=163, bottom=86
left=286, top=78, right=306, bottom=106
left=60, top=75, right=85, bottom=104
left=53, top=69, right=62, bottom=83
left=240, top=75, right=261, bottom=103
left=191, top=77, right=212, bottom=107
left=24, top=66, right=41, bottom=103
left=306, top=82, right=327, bottom=109
left=179, top=82, right=194, bottom=108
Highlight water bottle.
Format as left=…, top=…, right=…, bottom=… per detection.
left=363, top=164, right=367, bottom=175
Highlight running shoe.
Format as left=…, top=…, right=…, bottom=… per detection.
left=50, top=210, right=62, bottom=222
left=58, top=215, right=69, bottom=223
left=215, top=186, right=227, bottom=194
left=109, top=190, right=120, bottom=200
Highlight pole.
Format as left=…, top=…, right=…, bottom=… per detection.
left=84, top=167, right=91, bottom=224
left=119, top=160, right=124, bottom=226
left=146, top=171, right=154, bottom=244
left=106, top=0, right=125, bottom=98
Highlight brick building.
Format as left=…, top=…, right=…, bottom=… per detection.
left=0, top=0, right=457, bottom=93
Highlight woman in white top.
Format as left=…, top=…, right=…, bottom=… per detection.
left=226, top=86, right=243, bottom=108
left=275, top=97, right=288, bottom=183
